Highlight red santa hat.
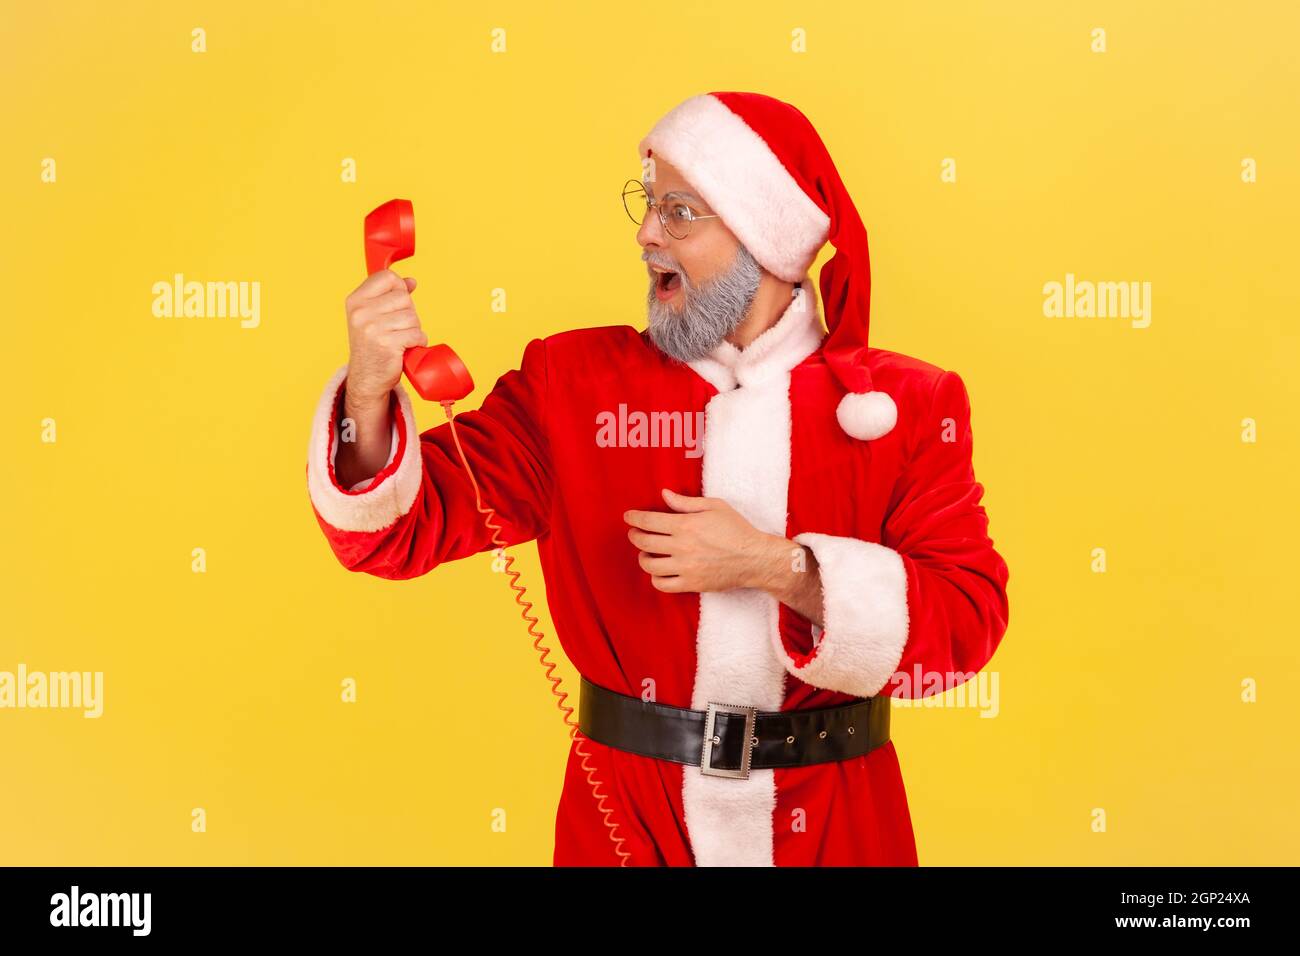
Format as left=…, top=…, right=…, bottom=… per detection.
left=638, top=91, right=896, bottom=441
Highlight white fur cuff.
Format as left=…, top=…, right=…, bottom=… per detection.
left=306, top=364, right=422, bottom=533
left=772, top=532, right=910, bottom=698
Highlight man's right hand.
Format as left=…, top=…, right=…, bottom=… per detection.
left=335, top=270, right=428, bottom=488
left=344, top=270, right=429, bottom=405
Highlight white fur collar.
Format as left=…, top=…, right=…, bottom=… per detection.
left=687, top=276, right=824, bottom=392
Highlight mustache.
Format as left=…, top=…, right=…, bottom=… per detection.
left=643, top=253, right=688, bottom=282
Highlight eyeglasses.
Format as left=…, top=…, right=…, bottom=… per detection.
left=622, top=178, right=720, bottom=240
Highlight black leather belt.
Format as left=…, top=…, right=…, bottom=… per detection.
left=578, top=675, right=890, bottom=779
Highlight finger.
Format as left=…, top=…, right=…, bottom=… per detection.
left=373, top=309, right=423, bottom=332
left=637, top=551, right=677, bottom=575
left=353, top=269, right=406, bottom=299
left=404, top=277, right=418, bottom=292
left=367, top=288, right=416, bottom=315
left=651, top=574, right=688, bottom=593
left=623, top=509, right=681, bottom=533
left=661, top=488, right=713, bottom=513
left=384, top=326, right=429, bottom=351
left=627, top=527, right=674, bottom=554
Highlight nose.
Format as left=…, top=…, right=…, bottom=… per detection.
left=636, top=206, right=668, bottom=251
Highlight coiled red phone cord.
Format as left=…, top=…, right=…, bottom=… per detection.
left=440, top=401, right=633, bottom=866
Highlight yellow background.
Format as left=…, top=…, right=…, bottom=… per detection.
left=2, top=0, right=1296, bottom=865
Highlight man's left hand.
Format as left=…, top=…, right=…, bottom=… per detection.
left=624, top=489, right=783, bottom=593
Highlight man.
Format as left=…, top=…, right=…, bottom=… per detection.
left=306, top=91, right=1010, bottom=866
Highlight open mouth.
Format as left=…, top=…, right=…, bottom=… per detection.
left=656, top=270, right=682, bottom=296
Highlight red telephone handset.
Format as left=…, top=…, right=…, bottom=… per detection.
left=361, top=199, right=632, bottom=864
left=363, top=199, right=475, bottom=403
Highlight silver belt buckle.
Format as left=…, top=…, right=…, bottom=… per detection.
left=700, top=702, right=758, bottom=779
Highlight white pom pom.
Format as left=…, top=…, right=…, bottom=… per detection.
left=836, top=390, right=896, bottom=440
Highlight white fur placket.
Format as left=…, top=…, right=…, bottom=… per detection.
left=681, top=277, right=825, bottom=866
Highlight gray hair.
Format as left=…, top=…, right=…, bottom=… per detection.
left=646, top=243, right=762, bottom=363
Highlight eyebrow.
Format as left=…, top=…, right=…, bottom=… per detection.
left=644, top=183, right=709, bottom=209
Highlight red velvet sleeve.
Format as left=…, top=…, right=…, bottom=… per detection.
left=882, top=369, right=1011, bottom=695
left=304, top=337, right=553, bottom=580
left=774, top=370, right=1010, bottom=699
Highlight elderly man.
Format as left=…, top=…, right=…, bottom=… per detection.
left=306, top=91, right=1010, bottom=866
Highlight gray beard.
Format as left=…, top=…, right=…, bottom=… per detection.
left=646, top=244, right=762, bottom=363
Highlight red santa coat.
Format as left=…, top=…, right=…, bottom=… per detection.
left=305, top=277, right=1010, bottom=866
